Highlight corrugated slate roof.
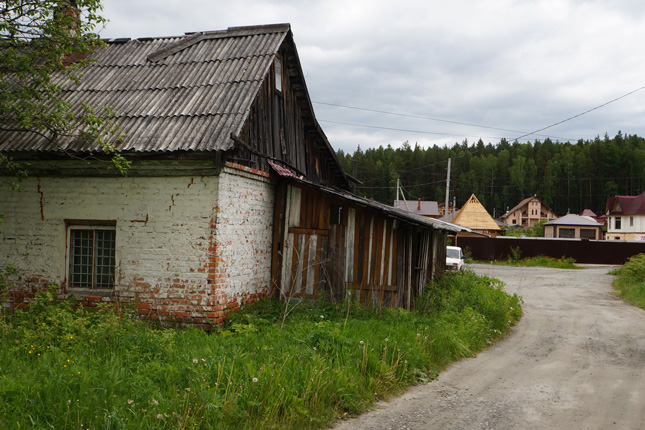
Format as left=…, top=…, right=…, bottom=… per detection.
left=0, top=24, right=290, bottom=153
left=269, top=163, right=466, bottom=234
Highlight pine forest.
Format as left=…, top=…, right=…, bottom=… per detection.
left=336, top=132, right=645, bottom=218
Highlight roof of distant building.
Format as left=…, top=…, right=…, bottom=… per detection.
left=544, top=214, right=602, bottom=227
left=393, top=200, right=439, bottom=217
left=606, top=191, right=645, bottom=216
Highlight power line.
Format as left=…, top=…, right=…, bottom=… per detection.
left=312, top=101, right=572, bottom=141
left=510, top=84, right=645, bottom=140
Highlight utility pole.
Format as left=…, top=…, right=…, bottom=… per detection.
left=444, top=158, right=451, bottom=216
left=396, top=178, right=400, bottom=202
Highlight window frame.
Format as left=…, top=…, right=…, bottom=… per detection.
left=274, top=54, right=283, bottom=93
left=558, top=228, right=575, bottom=238
left=615, top=216, right=622, bottom=230
left=66, top=221, right=117, bottom=290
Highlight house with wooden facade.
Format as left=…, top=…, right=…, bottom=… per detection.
left=445, top=194, right=501, bottom=236
left=606, top=191, right=645, bottom=241
left=0, top=24, right=464, bottom=327
left=499, top=195, right=557, bottom=227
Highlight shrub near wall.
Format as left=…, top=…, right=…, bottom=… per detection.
left=0, top=271, right=522, bottom=430
left=612, top=253, right=645, bottom=309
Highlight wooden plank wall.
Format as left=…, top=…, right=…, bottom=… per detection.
left=275, top=183, right=446, bottom=308
left=239, top=49, right=339, bottom=187
left=344, top=208, right=400, bottom=308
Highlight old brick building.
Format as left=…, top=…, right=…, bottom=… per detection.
left=0, top=24, right=463, bottom=327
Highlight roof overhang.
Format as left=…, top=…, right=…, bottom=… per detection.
left=269, top=161, right=468, bottom=234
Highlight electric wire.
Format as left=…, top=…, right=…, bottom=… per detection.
left=315, top=101, right=573, bottom=141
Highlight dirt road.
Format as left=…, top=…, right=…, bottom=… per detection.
left=333, top=264, right=645, bottom=430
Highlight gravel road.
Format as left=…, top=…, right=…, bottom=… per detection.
left=333, top=264, right=645, bottom=430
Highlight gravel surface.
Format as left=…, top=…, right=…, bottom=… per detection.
left=332, top=264, right=645, bottom=430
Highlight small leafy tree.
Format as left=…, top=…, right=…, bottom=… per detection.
left=0, top=0, right=129, bottom=177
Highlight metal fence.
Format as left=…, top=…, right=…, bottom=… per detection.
left=455, top=236, right=645, bottom=265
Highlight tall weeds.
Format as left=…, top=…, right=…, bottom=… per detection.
left=0, top=271, right=521, bottom=429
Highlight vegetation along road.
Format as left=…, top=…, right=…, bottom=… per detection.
left=334, top=264, right=645, bottom=429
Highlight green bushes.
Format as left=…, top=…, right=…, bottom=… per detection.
left=612, top=253, right=645, bottom=309
left=488, top=254, right=578, bottom=269
left=0, top=272, right=522, bottom=429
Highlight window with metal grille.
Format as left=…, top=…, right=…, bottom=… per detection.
left=69, top=227, right=116, bottom=289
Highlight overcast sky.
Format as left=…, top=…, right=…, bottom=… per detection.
left=98, top=0, right=645, bottom=153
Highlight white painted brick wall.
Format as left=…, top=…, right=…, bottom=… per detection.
left=0, top=163, right=276, bottom=325
left=212, top=164, right=275, bottom=308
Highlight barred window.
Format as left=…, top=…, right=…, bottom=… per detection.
left=68, top=226, right=116, bottom=289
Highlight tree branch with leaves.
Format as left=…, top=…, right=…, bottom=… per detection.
left=0, top=0, right=129, bottom=178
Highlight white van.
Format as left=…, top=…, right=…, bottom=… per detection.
left=446, top=246, right=464, bottom=271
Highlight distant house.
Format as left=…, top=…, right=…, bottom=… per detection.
left=393, top=199, right=440, bottom=218
left=446, top=194, right=501, bottom=236
left=579, top=209, right=598, bottom=219
left=544, top=214, right=603, bottom=240
left=605, top=191, right=645, bottom=241
left=438, top=202, right=457, bottom=217
left=0, top=24, right=466, bottom=326
left=500, top=196, right=557, bottom=227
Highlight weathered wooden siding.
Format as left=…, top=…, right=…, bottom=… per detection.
left=274, top=183, right=448, bottom=309
left=237, top=45, right=342, bottom=188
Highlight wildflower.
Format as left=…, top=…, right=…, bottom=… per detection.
left=152, top=398, right=159, bottom=405
left=320, top=315, right=324, bottom=319
left=384, top=338, right=389, bottom=342
left=128, top=399, right=134, bottom=405
left=252, top=377, right=258, bottom=383
left=28, top=350, right=32, bottom=354
left=313, top=346, right=317, bottom=351
left=184, top=387, right=191, bottom=392
left=359, top=340, right=364, bottom=345
left=77, top=371, right=81, bottom=375
left=192, top=358, right=199, bottom=364
left=156, top=414, right=163, bottom=419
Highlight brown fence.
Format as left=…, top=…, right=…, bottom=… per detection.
left=455, top=236, right=645, bottom=265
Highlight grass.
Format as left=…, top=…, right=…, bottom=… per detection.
left=483, top=255, right=580, bottom=269
left=0, top=272, right=522, bottom=430
left=611, top=253, right=645, bottom=310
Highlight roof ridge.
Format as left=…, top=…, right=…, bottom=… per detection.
left=147, top=24, right=290, bottom=63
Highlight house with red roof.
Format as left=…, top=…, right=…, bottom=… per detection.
left=605, top=191, right=645, bottom=241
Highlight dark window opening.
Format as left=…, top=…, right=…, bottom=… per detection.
left=330, top=204, right=344, bottom=225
